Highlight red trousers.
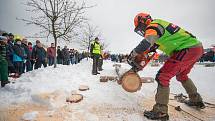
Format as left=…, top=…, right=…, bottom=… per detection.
left=156, top=47, right=203, bottom=87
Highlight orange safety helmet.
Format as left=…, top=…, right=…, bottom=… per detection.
left=134, top=13, right=152, bottom=37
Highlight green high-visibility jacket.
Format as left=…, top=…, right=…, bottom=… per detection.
left=151, top=19, right=201, bottom=56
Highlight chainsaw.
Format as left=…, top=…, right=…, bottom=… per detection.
left=129, top=49, right=157, bottom=72
left=118, top=45, right=158, bottom=92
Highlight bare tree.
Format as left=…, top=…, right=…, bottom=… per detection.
left=77, top=23, right=108, bottom=59
left=20, top=0, right=92, bottom=67
left=78, top=23, right=101, bottom=51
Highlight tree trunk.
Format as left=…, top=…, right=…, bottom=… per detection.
left=52, top=19, right=57, bottom=68
left=54, top=38, right=57, bottom=68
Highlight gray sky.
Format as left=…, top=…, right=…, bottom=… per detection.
left=0, top=0, right=215, bottom=53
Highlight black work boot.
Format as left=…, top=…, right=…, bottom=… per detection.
left=144, top=110, right=169, bottom=121
left=184, top=93, right=205, bottom=109
left=184, top=100, right=205, bottom=109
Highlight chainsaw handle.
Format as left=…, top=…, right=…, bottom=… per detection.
left=139, top=51, right=156, bottom=68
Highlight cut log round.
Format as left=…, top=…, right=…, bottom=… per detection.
left=120, top=71, right=142, bottom=92
left=66, top=94, right=83, bottom=103
left=79, top=85, right=89, bottom=91
left=100, top=76, right=108, bottom=82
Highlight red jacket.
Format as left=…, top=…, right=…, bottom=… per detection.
left=47, top=47, right=56, bottom=58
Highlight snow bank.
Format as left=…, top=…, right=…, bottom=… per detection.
left=0, top=59, right=215, bottom=120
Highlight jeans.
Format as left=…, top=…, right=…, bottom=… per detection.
left=23, top=60, right=32, bottom=72
left=63, top=59, right=70, bottom=65
left=48, top=57, right=54, bottom=66
left=26, top=60, right=33, bottom=72
left=71, top=56, right=76, bottom=65
left=14, top=61, right=24, bottom=75
left=57, top=58, right=62, bottom=64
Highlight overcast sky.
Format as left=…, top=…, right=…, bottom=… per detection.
left=0, top=0, right=215, bottom=53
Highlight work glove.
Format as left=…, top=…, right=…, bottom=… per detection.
left=149, top=43, right=159, bottom=52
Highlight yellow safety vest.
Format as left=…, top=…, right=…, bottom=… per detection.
left=92, top=41, right=101, bottom=54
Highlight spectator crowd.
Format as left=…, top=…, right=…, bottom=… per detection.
left=0, top=32, right=87, bottom=87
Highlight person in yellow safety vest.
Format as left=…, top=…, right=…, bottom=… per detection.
left=90, top=37, right=102, bottom=75
left=128, top=12, right=205, bottom=120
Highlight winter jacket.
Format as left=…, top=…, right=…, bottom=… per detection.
left=47, top=47, right=56, bottom=58
left=70, top=51, right=75, bottom=58
left=22, top=43, right=31, bottom=60
left=32, top=45, right=47, bottom=61
left=6, top=41, right=14, bottom=61
left=12, top=44, right=25, bottom=62
left=57, top=49, right=63, bottom=59
left=62, top=48, right=70, bottom=60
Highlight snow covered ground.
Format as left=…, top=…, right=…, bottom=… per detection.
left=0, top=59, right=215, bottom=121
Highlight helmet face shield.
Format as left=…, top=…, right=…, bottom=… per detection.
left=134, top=13, right=152, bottom=37
left=134, top=22, right=147, bottom=37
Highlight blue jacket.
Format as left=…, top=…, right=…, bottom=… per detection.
left=12, top=44, right=25, bottom=62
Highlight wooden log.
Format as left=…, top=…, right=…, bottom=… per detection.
left=205, top=63, right=215, bottom=67
left=120, top=71, right=142, bottom=93
left=100, top=76, right=108, bottom=82
left=107, top=76, right=117, bottom=81
left=66, top=94, right=83, bottom=103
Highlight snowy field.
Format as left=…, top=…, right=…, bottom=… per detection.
left=0, top=59, right=215, bottom=121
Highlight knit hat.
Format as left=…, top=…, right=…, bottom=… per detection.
left=8, top=33, right=14, bottom=37
left=2, top=33, right=8, bottom=37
